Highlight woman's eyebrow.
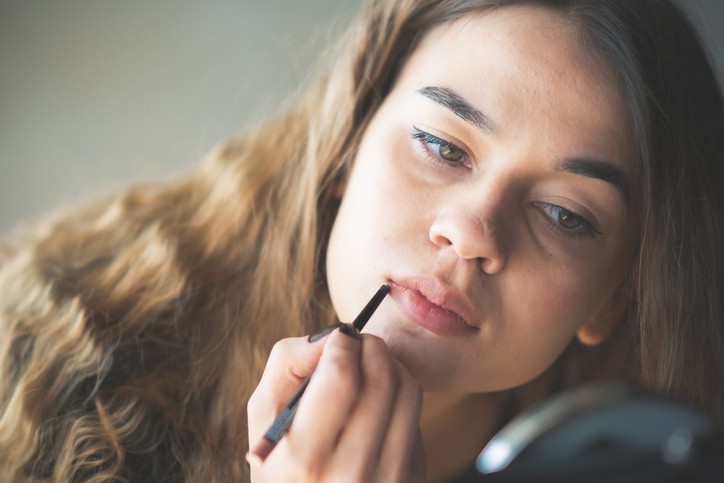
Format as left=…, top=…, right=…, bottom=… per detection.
left=418, top=85, right=630, bottom=206
left=556, top=157, right=630, bottom=207
left=417, top=86, right=498, bottom=134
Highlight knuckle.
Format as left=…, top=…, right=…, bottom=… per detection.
left=268, top=337, right=295, bottom=360
left=323, top=355, right=360, bottom=389
left=367, top=357, right=398, bottom=394
left=361, top=336, right=398, bottom=389
left=362, top=333, right=388, bottom=352
left=316, top=345, right=361, bottom=393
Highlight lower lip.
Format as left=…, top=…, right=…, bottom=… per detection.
left=392, top=285, right=479, bottom=336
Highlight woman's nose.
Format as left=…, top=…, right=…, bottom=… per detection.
left=428, top=209, right=507, bottom=275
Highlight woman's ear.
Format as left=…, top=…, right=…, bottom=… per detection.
left=576, top=288, right=631, bottom=346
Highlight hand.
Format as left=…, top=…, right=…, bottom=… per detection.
left=247, top=328, right=425, bottom=482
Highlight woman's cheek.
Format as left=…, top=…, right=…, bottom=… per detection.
left=513, top=267, right=589, bottom=340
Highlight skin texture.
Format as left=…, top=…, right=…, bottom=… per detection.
left=249, top=5, right=637, bottom=482
left=327, top=5, right=635, bottom=393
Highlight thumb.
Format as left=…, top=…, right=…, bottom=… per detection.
left=247, top=327, right=337, bottom=442
left=254, top=336, right=326, bottom=408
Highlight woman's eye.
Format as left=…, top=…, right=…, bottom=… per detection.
left=437, top=142, right=465, bottom=162
left=410, top=127, right=469, bottom=165
left=536, top=203, right=599, bottom=238
left=558, top=210, right=582, bottom=229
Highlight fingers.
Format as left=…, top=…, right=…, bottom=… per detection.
left=336, top=336, right=423, bottom=481
left=247, top=335, right=327, bottom=443
left=247, top=328, right=424, bottom=482
left=375, top=360, right=424, bottom=482
left=287, top=328, right=364, bottom=462
left=333, top=335, right=400, bottom=476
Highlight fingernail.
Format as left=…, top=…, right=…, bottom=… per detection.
left=338, top=322, right=360, bottom=339
left=308, top=321, right=343, bottom=343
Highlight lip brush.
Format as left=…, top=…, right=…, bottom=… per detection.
left=246, top=284, right=390, bottom=464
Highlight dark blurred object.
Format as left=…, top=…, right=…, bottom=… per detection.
left=475, top=383, right=724, bottom=482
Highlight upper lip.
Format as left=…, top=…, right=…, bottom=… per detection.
left=390, top=275, right=481, bottom=328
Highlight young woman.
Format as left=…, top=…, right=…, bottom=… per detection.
left=1, top=0, right=722, bottom=482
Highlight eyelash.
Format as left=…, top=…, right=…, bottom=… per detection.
left=409, top=127, right=599, bottom=241
left=535, top=202, right=600, bottom=239
left=410, top=126, right=471, bottom=168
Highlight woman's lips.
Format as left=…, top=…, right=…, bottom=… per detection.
left=388, top=277, right=480, bottom=336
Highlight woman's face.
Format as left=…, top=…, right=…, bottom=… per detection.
left=326, top=5, right=635, bottom=392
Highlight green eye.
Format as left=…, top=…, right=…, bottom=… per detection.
left=411, top=127, right=469, bottom=166
left=439, top=142, right=464, bottom=162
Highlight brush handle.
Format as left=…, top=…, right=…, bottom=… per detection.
left=247, top=284, right=390, bottom=463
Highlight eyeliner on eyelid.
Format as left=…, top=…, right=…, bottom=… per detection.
left=410, top=126, right=471, bottom=165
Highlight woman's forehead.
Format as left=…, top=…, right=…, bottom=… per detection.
left=394, top=5, right=635, bottom=175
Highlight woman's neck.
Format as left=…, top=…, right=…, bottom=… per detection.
left=420, top=391, right=507, bottom=483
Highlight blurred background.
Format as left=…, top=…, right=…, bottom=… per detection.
left=1, top=0, right=722, bottom=234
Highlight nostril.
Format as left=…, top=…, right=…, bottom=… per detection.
left=429, top=223, right=454, bottom=249
left=429, top=213, right=507, bottom=271
left=432, top=234, right=453, bottom=247
left=479, top=255, right=505, bottom=275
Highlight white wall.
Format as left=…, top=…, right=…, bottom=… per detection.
left=1, top=0, right=722, bottom=234
left=0, top=0, right=361, bottom=233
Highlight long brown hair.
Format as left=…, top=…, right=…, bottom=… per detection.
left=1, top=0, right=722, bottom=481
